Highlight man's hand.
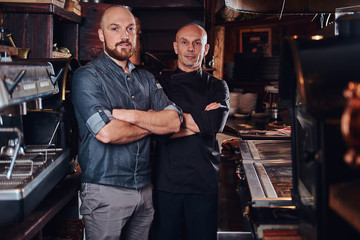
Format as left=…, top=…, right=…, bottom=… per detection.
left=205, top=102, right=222, bottom=111
left=171, top=102, right=226, bottom=138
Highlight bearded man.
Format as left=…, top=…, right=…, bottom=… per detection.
left=71, top=5, right=182, bottom=240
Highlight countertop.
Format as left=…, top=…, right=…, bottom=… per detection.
left=224, top=115, right=291, bottom=140
left=218, top=116, right=298, bottom=239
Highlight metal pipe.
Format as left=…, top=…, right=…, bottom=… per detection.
left=48, top=118, right=61, bottom=145
left=20, top=102, right=27, bottom=115
left=0, top=127, right=24, bottom=179
left=35, top=98, right=43, bottom=110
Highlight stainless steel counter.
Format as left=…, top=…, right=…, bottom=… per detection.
left=220, top=118, right=300, bottom=239
left=239, top=139, right=293, bottom=207
left=0, top=147, right=71, bottom=227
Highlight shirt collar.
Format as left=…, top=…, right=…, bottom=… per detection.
left=128, top=61, right=136, bottom=72
left=172, top=67, right=203, bottom=78
left=101, top=52, right=136, bottom=73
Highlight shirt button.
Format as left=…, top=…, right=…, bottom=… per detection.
left=127, top=76, right=131, bottom=81
left=134, top=172, right=137, bottom=176
left=132, top=95, right=135, bottom=99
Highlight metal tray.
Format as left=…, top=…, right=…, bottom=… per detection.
left=239, top=140, right=293, bottom=207
left=243, top=159, right=293, bottom=207
left=239, top=139, right=291, bottom=161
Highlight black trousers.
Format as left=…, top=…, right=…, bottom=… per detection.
left=151, top=189, right=218, bottom=240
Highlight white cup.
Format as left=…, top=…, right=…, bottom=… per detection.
left=238, top=93, right=257, bottom=114
left=229, top=92, right=240, bottom=115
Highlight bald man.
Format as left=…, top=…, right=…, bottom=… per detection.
left=151, top=24, right=230, bottom=240
left=71, top=5, right=182, bottom=240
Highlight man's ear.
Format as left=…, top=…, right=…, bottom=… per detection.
left=173, top=41, right=178, bottom=54
left=204, top=43, right=210, bottom=56
left=98, top=29, right=105, bottom=43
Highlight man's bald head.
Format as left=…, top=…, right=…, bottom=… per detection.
left=173, top=23, right=209, bottom=72
left=175, top=24, right=208, bottom=44
left=100, top=5, right=133, bottom=30
left=97, top=5, right=136, bottom=66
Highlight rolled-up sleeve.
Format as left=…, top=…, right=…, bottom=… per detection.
left=72, top=67, right=114, bottom=137
left=192, top=80, right=229, bottom=134
left=86, top=109, right=114, bottom=135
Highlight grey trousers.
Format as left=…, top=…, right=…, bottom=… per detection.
left=80, top=183, right=154, bottom=240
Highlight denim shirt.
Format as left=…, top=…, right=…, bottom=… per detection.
left=72, top=53, right=181, bottom=189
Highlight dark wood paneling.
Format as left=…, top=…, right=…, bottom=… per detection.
left=3, top=12, right=53, bottom=58
left=0, top=3, right=81, bottom=22
left=204, top=0, right=216, bottom=59
left=213, top=26, right=224, bottom=79
left=224, top=27, right=240, bottom=63
left=3, top=12, right=26, bottom=47
left=55, top=21, right=79, bottom=59
left=78, top=3, right=111, bottom=61
left=79, top=2, right=204, bottom=65
left=1, top=3, right=80, bottom=59
left=29, top=14, right=53, bottom=58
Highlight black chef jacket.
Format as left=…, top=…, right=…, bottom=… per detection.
left=153, top=68, right=229, bottom=194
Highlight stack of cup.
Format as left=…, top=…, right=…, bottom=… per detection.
left=238, top=92, right=257, bottom=114
left=229, top=92, right=240, bottom=115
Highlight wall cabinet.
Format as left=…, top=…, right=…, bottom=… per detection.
left=0, top=3, right=81, bottom=59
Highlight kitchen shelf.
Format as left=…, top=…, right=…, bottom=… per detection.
left=0, top=2, right=81, bottom=22
left=1, top=2, right=80, bottom=59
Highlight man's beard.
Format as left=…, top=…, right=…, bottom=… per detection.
left=105, top=40, right=135, bottom=61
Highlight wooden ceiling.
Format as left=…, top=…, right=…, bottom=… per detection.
left=225, top=0, right=360, bottom=14
left=101, top=0, right=204, bottom=9
left=100, top=0, right=360, bottom=14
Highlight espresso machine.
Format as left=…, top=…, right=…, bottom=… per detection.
left=0, top=58, right=80, bottom=227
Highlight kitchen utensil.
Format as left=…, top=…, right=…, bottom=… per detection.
left=6, top=33, right=30, bottom=59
